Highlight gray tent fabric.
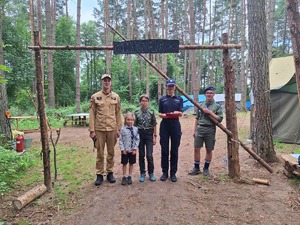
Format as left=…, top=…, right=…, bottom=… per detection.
left=271, top=88, right=300, bottom=144
left=269, top=56, right=300, bottom=144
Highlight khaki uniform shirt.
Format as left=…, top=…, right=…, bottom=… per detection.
left=134, top=108, right=157, bottom=130
left=196, top=100, right=223, bottom=126
left=89, top=90, right=122, bottom=132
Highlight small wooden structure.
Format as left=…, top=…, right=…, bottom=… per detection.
left=281, top=154, right=300, bottom=178
left=9, top=116, right=38, bottom=130
left=65, top=113, right=89, bottom=126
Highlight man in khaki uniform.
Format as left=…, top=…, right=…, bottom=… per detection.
left=89, top=74, right=122, bottom=186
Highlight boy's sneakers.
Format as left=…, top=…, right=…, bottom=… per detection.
left=203, top=168, right=210, bottom=176
left=139, top=173, right=146, bottom=182
left=121, top=176, right=127, bottom=185
left=149, top=173, right=156, bottom=182
left=127, top=176, right=133, bottom=185
left=188, top=167, right=201, bottom=176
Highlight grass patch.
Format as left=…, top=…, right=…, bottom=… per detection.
left=218, top=173, right=230, bottom=181
left=293, top=148, right=300, bottom=154
left=1, top=141, right=94, bottom=212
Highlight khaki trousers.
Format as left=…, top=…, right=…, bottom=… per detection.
left=95, top=130, right=117, bottom=175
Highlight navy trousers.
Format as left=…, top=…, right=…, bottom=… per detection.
left=159, top=120, right=181, bottom=175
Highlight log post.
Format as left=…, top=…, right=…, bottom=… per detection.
left=222, top=33, right=240, bottom=178
left=12, top=183, right=47, bottom=210
left=34, top=31, right=51, bottom=191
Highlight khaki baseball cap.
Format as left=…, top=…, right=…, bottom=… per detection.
left=101, top=74, right=111, bottom=80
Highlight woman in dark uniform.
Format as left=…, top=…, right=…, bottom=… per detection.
left=158, top=78, right=183, bottom=182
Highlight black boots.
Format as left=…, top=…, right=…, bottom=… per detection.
left=107, top=172, right=116, bottom=183
left=95, top=174, right=103, bottom=186
left=95, top=172, right=116, bottom=186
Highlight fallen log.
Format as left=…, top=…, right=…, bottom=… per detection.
left=252, top=178, right=270, bottom=185
left=12, top=183, right=47, bottom=210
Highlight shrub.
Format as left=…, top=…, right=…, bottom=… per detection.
left=0, top=146, right=34, bottom=193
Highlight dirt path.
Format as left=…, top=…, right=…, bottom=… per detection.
left=17, top=115, right=300, bottom=224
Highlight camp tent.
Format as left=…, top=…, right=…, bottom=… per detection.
left=181, top=94, right=242, bottom=112
left=270, top=56, right=300, bottom=144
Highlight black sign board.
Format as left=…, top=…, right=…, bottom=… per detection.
left=113, top=39, right=179, bottom=54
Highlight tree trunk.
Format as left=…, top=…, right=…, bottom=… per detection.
left=266, top=0, right=276, bottom=62
left=66, top=0, right=68, bottom=20
left=143, top=0, right=149, bottom=96
left=247, top=0, right=278, bottom=162
left=37, top=0, right=44, bottom=85
left=189, top=0, right=198, bottom=111
left=282, top=9, right=288, bottom=56
left=0, top=3, right=11, bottom=142
left=75, top=0, right=81, bottom=113
left=286, top=0, right=300, bottom=105
left=240, top=0, right=247, bottom=112
left=45, top=0, right=55, bottom=108
left=183, top=0, right=188, bottom=93
left=29, top=0, right=36, bottom=94
left=211, top=0, right=217, bottom=86
left=161, top=0, right=167, bottom=96
left=127, top=0, right=132, bottom=103
left=105, top=0, right=111, bottom=74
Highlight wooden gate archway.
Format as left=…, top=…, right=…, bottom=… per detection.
left=29, top=28, right=273, bottom=191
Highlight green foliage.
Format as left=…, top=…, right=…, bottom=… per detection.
left=293, top=148, right=300, bottom=154
left=54, top=16, right=76, bottom=107
left=0, top=147, right=34, bottom=193
left=0, top=64, right=12, bottom=84
left=14, top=89, right=36, bottom=114
left=273, top=139, right=286, bottom=149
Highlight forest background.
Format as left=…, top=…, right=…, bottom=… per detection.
left=0, top=0, right=293, bottom=115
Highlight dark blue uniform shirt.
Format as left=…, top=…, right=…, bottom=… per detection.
left=158, top=95, right=183, bottom=117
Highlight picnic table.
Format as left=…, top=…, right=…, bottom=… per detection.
left=9, top=116, right=39, bottom=130
left=65, top=113, right=89, bottom=126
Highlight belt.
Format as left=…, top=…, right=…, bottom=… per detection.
left=162, top=118, right=179, bottom=123
left=199, top=124, right=215, bottom=127
left=138, top=128, right=154, bottom=132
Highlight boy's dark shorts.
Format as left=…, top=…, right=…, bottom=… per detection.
left=121, top=152, right=136, bottom=165
left=194, top=125, right=216, bottom=150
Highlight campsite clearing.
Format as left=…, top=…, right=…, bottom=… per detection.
left=1, top=113, right=300, bottom=225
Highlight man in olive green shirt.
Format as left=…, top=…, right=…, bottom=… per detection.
left=188, top=86, right=223, bottom=176
left=89, top=74, right=122, bottom=186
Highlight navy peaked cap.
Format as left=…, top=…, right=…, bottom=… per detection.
left=204, top=86, right=215, bottom=93
left=166, top=78, right=176, bottom=86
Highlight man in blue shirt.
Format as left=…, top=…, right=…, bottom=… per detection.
left=158, top=78, right=183, bottom=182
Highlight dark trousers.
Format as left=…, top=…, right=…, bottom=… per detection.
left=160, top=120, right=181, bottom=175
left=138, top=131, right=154, bottom=174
